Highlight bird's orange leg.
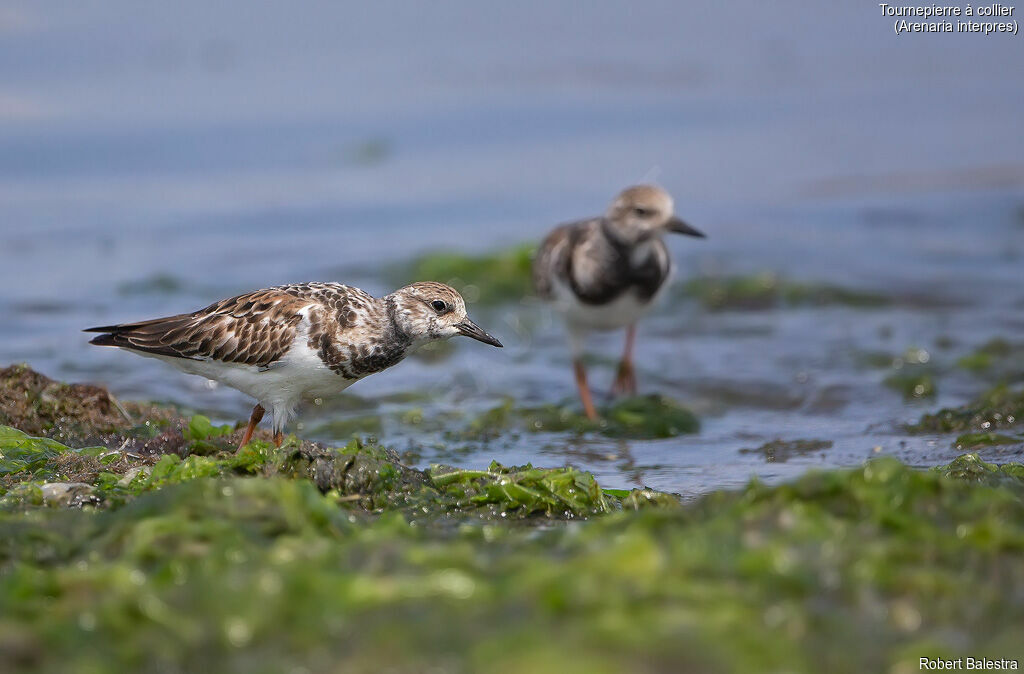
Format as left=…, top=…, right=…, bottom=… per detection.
left=610, top=324, right=637, bottom=397
left=237, top=404, right=265, bottom=451
left=273, top=431, right=283, bottom=448
left=574, top=359, right=599, bottom=421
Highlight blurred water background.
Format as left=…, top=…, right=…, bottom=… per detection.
left=1, top=1, right=1022, bottom=493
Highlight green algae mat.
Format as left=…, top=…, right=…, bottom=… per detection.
left=2, top=365, right=1024, bottom=673
left=3, top=425, right=1024, bottom=673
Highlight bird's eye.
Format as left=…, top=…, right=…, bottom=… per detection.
left=633, top=207, right=653, bottom=218
left=430, top=300, right=448, bottom=313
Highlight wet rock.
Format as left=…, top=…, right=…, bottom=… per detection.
left=739, top=438, right=833, bottom=462
left=695, top=379, right=804, bottom=411
left=39, top=482, right=99, bottom=508
left=276, top=440, right=431, bottom=510
left=117, top=466, right=150, bottom=486
left=680, top=272, right=890, bottom=311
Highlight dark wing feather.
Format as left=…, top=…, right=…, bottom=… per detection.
left=85, top=289, right=312, bottom=367
left=533, top=222, right=583, bottom=300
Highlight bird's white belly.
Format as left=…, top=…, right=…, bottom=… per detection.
left=550, top=277, right=663, bottom=332
left=149, top=333, right=354, bottom=408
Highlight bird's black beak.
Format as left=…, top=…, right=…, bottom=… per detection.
left=667, top=216, right=706, bottom=238
left=456, top=318, right=503, bottom=347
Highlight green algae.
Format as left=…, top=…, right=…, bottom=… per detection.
left=398, top=244, right=534, bottom=305
left=0, top=424, right=634, bottom=521
left=681, top=272, right=890, bottom=311
left=1, top=456, right=1023, bottom=673
left=883, top=371, right=937, bottom=400
left=0, top=426, right=86, bottom=479
left=0, top=426, right=114, bottom=486
left=182, top=415, right=233, bottom=442
left=457, top=394, right=699, bottom=441
left=4, top=367, right=1024, bottom=671
left=956, top=338, right=1024, bottom=381
left=909, top=385, right=1024, bottom=434
left=955, top=432, right=1024, bottom=450
left=606, top=486, right=685, bottom=510
left=604, top=395, right=700, bottom=437
left=429, top=461, right=613, bottom=518
left=934, top=452, right=1024, bottom=486
left=854, top=346, right=938, bottom=400
left=180, top=414, right=235, bottom=454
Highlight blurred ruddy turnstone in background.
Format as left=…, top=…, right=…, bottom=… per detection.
left=86, top=281, right=502, bottom=448
left=533, top=185, right=705, bottom=420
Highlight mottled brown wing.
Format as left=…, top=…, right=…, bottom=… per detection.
left=86, top=289, right=311, bottom=368
left=532, top=222, right=579, bottom=300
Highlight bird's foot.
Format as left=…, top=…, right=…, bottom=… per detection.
left=236, top=404, right=266, bottom=451
left=609, top=359, right=637, bottom=398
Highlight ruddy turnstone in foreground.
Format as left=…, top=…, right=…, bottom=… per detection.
left=86, top=282, right=502, bottom=448
left=533, top=185, right=705, bottom=420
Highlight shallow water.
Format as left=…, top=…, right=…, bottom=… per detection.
left=1, top=2, right=1022, bottom=493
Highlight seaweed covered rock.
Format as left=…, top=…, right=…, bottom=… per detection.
left=457, top=394, right=699, bottom=441
left=0, top=364, right=132, bottom=440
left=275, top=439, right=431, bottom=511
left=934, top=452, right=1024, bottom=486
left=1, top=423, right=673, bottom=521
left=909, top=384, right=1024, bottom=435
left=0, top=364, right=184, bottom=451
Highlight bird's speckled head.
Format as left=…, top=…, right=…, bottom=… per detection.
left=387, top=282, right=503, bottom=348
left=605, top=184, right=705, bottom=244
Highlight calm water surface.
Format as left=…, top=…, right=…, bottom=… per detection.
left=1, top=2, right=1022, bottom=493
